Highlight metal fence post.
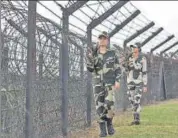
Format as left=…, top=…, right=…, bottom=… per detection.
left=158, top=59, right=164, bottom=101
left=162, top=60, right=167, bottom=100
left=80, top=48, right=84, bottom=79
left=1, top=47, right=9, bottom=133
left=38, top=53, right=43, bottom=122
left=86, top=29, right=92, bottom=126
left=121, top=43, right=129, bottom=111
left=170, top=58, right=173, bottom=98
left=0, top=0, right=2, bottom=137
left=60, top=10, right=69, bottom=137
left=147, top=55, right=153, bottom=103
left=2, top=47, right=8, bottom=87
left=25, top=1, right=37, bottom=138
left=56, top=1, right=87, bottom=135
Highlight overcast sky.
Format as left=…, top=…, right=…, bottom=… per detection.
left=132, top=1, right=178, bottom=38
left=35, top=1, right=178, bottom=53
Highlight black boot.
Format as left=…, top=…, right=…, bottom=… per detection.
left=99, top=122, right=107, bottom=137
left=130, top=113, right=140, bottom=125
left=135, top=113, right=140, bottom=125
left=106, top=118, right=115, bottom=135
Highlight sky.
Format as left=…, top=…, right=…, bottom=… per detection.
left=132, top=1, right=178, bottom=38
left=34, top=1, right=178, bottom=54
left=131, top=1, right=178, bottom=54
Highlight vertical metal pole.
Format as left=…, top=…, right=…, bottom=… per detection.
left=170, top=58, right=173, bottom=98
left=25, top=1, right=37, bottom=138
left=86, top=29, right=92, bottom=127
left=39, top=54, right=43, bottom=80
left=80, top=48, right=85, bottom=122
left=60, top=10, right=69, bottom=136
left=149, top=55, right=153, bottom=99
left=147, top=55, right=153, bottom=103
left=158, top=59, right=164, bottom=100
left=80, top=48, right=84, bottom=79
left=2, top=47, right=9, bottom=87
left=162, top=63, right=167, bottom=100
left=150, top=53, right=154, bottom=101
left=1, top=47, right=9, bottom=133
left=39, top=53, right=43, bottom=121
left=0, top=0, right=2, bottom=137
left=122, top=43, right=129, bottom=111
left=122, top=74, right=128, bottom=111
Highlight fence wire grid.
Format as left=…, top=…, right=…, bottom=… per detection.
left=1, top=1, right=178, bottom=138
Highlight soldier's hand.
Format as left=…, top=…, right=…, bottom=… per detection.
left=120, top=56, right=125, bottom=63
left=129, top=60, right=133, bottom=66
left=114, top=82, right=120, bottom=90
left=143, top=87, right=147, bottom=93
left=87, top=47, right=94, bottom=59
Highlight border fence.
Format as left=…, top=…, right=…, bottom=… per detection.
left=1, top=1, right=178, bottom=138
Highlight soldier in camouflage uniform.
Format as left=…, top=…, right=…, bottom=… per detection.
left=86, top=31, right=121, bottom=137
left=126, top=42, right=148, bottom=125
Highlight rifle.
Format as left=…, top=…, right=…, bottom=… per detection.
left=91, top=44, right=98, bottom=57
left=113, top=45, right=133, bottom=72
left=121, top=52, right=133, bottom=71
left=86, top=44, right=98, bottom=60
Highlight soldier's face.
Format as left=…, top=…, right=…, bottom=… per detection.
left=132, top=47, right=139, bottom=55
left=98, top=36, right=108, bottom=47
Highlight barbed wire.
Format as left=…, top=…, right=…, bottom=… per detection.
left=1, top=1, right=178, bottom=138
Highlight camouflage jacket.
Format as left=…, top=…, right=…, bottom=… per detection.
left=126, top=53, right=147, bottom=86
left=87, top=49, right=121, bottom=86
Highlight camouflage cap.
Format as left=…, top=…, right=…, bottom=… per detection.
left=98, top=31, right=109, bottom=39
left=130, top=42, right=142, bottom=49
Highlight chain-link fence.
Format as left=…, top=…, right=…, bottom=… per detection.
left=1, top=1, right=178, bottom=138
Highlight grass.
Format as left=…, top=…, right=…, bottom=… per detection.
left=69, top=99, right=178, bottom=138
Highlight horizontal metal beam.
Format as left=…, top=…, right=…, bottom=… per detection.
left=35, top=11, right=87, bottom=42
left=171, top=49, right=178, bottom=58
left=88, top=0, right=129, bottom=29
left=109, top=10, right=140, bottom=37
left=141, top=27, right=163, bottom=47
left=160, top=41, right=178, bottom=56
left=124, top=21, right=155, bottom=46
left=150, top=35, right=174, bottom=53
left=66, top=1, right=88, bottom=15
left=54, top=1, right=88, bottom=15
left=113, top=44, right=124, bottom=51
left=164, top=53, right=169, bottom=58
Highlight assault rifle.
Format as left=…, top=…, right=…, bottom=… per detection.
left=113, top=44, right=133, bottom=72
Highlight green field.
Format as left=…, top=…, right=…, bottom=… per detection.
left=70, top=99, right=178, bottom=138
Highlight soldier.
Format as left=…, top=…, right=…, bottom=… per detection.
left=86, top=31, right=121, bottom=137
left=126, top=42, right=148, bottom=125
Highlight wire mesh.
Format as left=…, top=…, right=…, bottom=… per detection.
left=1, top=1, right=178, bottom=138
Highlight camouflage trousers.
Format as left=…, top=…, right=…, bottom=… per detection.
left=93, top=85, right=115, bottom=122
left=127, top=83, right=143, bottom=113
